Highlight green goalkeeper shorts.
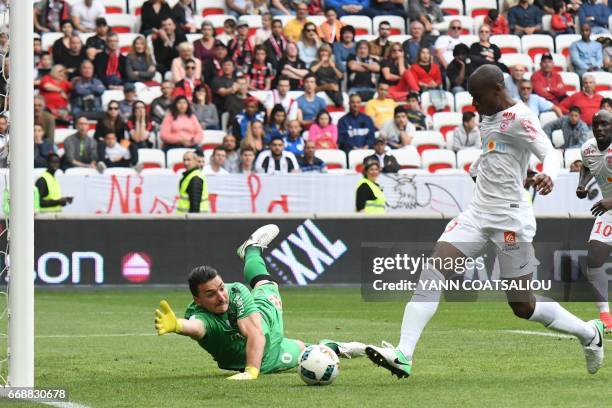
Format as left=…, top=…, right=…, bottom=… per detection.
left=252, top=283, right=303, bottom=373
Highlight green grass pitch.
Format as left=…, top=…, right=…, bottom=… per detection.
left=1, top=288, right=612, bottom=407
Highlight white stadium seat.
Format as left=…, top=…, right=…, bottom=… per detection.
left=542, top=15, right=552, bottom=32
left=348, top=149, right=375, bottom=172
left=128, top=0, right=147, bottom=15
left=105, top=14, right=139, bottom=34
left=42, top=32, right=63, bottom=52
left=551, top=129, right=565, bottom=148
left=499, top=53, right=533, bottom=71
left=137, top=148, right=166, bottom=169
left=555, top=34, right=580, bottom=57
left=521, top=34, right=555, bottom=61
left=457, top=148, right=482, bottom=172
left=340, top=16, right=372, bottom=35
left=422, top=149, right=457, bottom=173
left=421, top=91, right=455, bottom=116
left=373, top=15, right=406, bottom=35
left=202, top=130, right=226, bottom=150
left=315, top=149, right=347, bottom=169
left=465, top=0, right=496, bottom=17
left=195, top=0, right=227, bottom=16
left=166, top=148, right=195, bottom=172
left=54, top=128, right=75, bottom=148
left=587, top=71, right=612, bottom=91
left=432, top=112, right=463, bottom=140
left=440, top=0, right=464, bottom=16
left=104, top=0, right=127, bottom=14
left=564, top=148, right=582, bottom=168
left=412, top=131, right=446, bottom=155
left=117, top=33, right=143, bottom=54
left=534, top=53, right=567, bottom=72
left=455, top=91, right=476, bottom=113
left=101, top=90, right=125, bottom=110
left=490, top=35, right=521, bottom=54
left=138, top=86, right=162, bottom=105
left=329, top=111, right=345, bottom=125
left=250, top=90, right=269, bottom=103
left=390, top=146, right=422, bottom=169
left=539, top=111, right=558, bottom=127
left=559, top=71, right=581, bottom=93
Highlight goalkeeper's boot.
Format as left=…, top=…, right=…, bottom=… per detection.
left=583, top=319, right=605, bottom=374
left=320, top=339, right=366, bottom=359
left=365, top=341, right=412, bottom=378
left=599, top=311, right=612, bottom=333
left=237, top=224, right=280, bottom=260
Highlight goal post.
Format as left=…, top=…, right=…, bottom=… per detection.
left=8, top=0, right=34, bottom=387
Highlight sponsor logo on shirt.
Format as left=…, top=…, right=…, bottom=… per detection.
left=521, top=119, right=538, bottom=140
left=504, top=231, right=516, bottom=244
left=485, top=140, right=506, bottom=152
left=583, top=146, right=598, bottom=156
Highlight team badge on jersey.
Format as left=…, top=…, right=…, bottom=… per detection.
left=504, top=231, right=516, bottom=244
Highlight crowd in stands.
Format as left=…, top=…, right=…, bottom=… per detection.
left=20, top=0, right=612, bottom=176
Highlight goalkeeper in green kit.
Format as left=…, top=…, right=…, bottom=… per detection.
left=155, top=224, right=365, bottom=380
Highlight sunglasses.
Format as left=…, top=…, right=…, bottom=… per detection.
left=451, top=26, right=462, bottom=30
left=186, top=66, right=196, bottom=70
left=520, top=87, right=532, bottom=90
left=305, top=29, right=316, bottom=32
left=108, top=106, right=119, bottom=111
left=479, top=30, right=490, bottom=33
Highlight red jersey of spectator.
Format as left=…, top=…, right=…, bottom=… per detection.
left=409, top=63, right=442, bottom=88
left=173, top=78, right=202, bottom=101
left=246, top=62, right=275, bottom=90
left=484, top=15, right=509, bottom=35
left=531, top=69, right=567, bottom=103
left=559, top=91, right=603, bottom=126
left=551, top=13, right=574, bottom=34
left=39, top=73, right=72, bottom=116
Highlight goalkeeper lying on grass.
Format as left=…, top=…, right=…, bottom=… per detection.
left=155, top=224, right=365, bottom=380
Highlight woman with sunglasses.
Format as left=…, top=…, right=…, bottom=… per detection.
left=160, top=95, right=203, bottom=151
left=94, top=101, right=127, bottom=142
left=127, top=100, right=153, bottom=148
left=297, top=23, right=322, bottom=67
left=381, top=43, right=418, bottom=101
left=171, top=41, right=202, bottom=83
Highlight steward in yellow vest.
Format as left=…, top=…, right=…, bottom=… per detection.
left=177, top=151, right=209, bottom=213
left=355, top=159, right=386, bottom=214
left=35, top=154, right=73, bottom=213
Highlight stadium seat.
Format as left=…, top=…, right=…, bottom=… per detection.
left=105, top=14, right=139, bottom=34
left=54, top=128, right=75, bottom=149
left=64, top=168, right=98, bottom=176
left=329, top=111, right=345, bottom=125
left=559, top=71, right=580, bottom=93
left=204, top=149, right=213, bottom=166
left=521, top=34, right=554, bottom=61
left=41, top=32, right=63, bottom=52
left=472, top=15, right=486, bottom=31
left=551, top=129, right=565, bottom=148
left=421, top=91, right=454, bottom=116
left=440, top=0, right=464, bottom=15
left=389, top=146, right=422, bottom=169
left=499, top=53, right=533, bottom=71
left=202, top=130, right=226, bottom=150
left=588, top=71, right=612, bottom=91
left=102, top=90, right=125, bottom=110
left=318, top=92, right=349, bottom=112
left=373, top=15, right=406, bottom=35
left=432, top=112, right=463, bottom=140
left=542, top=15, right=552, bottom=32
left=530, top=150, right=563, bottom=172
left=433, top=16, right=474, bottom=34
left=555, top=34, right=580, bottom=57
left=206, top=14, right=236, bottom=35
left=465, top=0, right=496, bottom=17
left=239, top=15, right=262, bottom=36
left=137, top=148, right=166, bottom=169
left=539, top=111, right=558, bottom=127
left=104, top=0, right=127, bottom=14
left=348, top=149, right=375, bottom=172
left=455, top=91, right=476, bottom=113
left=421, top=149, right=457, bottom=173
left=138, top=86, right=162, bottom=105
left=457, top=148, right=482, bottom=172
left=534, top=53, right=567, bottom=72
left=564, top=148, right=581, bottom=168
left=104, top=168, right=138, bottom=176
left=186, top=33, right=203, bottom=43
left=128, top=0, right=147, bottom=15
left=490, top=35, right=521, bottom=54
left=251, top=90, right=269, bottom=103
left=412, top=131, right=446, bottom=155
left=315, top=149, right=347, bottom=169
left=117, top=33, right=143, bottom=54
left=166, top=148, right=195, bottom=172
left=459, top=35, right=479, bottom=47
left=140, top=168, right=175, bottom=176
left=195, top=0, right=227, bottom=16
left=340, top=16, right=372, bottom=35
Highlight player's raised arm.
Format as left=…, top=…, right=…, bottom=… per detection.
left=576, top=164, right=593, bottom=199
left=155, top=300, right=205, bottom=340
left=519, top=118, right=560, bottom=195
left=227, top=312, right=266, bottom=380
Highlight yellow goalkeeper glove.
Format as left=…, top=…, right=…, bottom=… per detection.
left=227, top=366, right=260, bottom=380
left=155, top=300, right=183, bottom=335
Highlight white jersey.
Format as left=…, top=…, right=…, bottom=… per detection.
left=581, top=138, right=612, bottom=200
left=472, top=101, right=554, bottom=213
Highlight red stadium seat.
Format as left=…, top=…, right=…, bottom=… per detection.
left=490, top=35, right=521, bottom=55
left=201, top=130, right=226, bottom=150
left=465, top=0, right=496, bottom=17
left=348, top=149, right=374, bottom=172
left=104, top=0, right=126, bottom=14
left=432, top=112, right=463, bottom=141
left=422, top=149, right=456, bottom=173
left=440, top=0, right=463, bottom=15
left=412, top=131, right=446, bottom=155
left=389, top=147, right=422, bottom=169
left=315, top=149, right=347, bottom=169
left=457, top=148, right=482, bottom=172
left=521, top=34, right=554, bottom=61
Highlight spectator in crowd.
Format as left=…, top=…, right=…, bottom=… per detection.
left=71, top=0, right=105, bottom=33
left=193, top=21, right=218, bottom=63
left=0, top=115, right=7, bottom=168
left=63, top=115, right=98, bottom=169
left=254, top=13, right=273, bottom=45
left=225, top=76, right=253, bottom=127
left=508, top=0, right=543, bottom=36
left=379, top=106, right=416, bottom=149
left=127, top=100, right=154, bottom=148
left=449, top=111, right=481, bottom=152
left=559, top=74, right=603, bottom=126
left=222, top=134, right=241, bottom=173
left=519, top=79, right=562, bottom=117
left=311, top=44, right=344, bottom=107
left=371, top=0, right=406, bottom=18
left=94, top=100, right=127, bottom=142
left=275, top=42, right=308, bottom=90
left=160, top=95, right=203, bottom=150
left=347, top=40, right=380, bottom=102
left=84, top=17, right=109, bottom=60
left=228, top=19, right=255, bottom=71
left=405, top=92, right=427, bottom=130
left=551, top=1, right=575, bottom=34
left=333, top=25, right=356, bottom=73
left=171, top=42, right=202, bottom=83
left=470, top=24, right=502, bottom=67
left=531, top=53, right=567, bottom=103
left=203, top=146, right=230, bottom=175
left=119, top=84, right=138, bottom=121
left=192, top=85, right=219, bottom=130
left=52, top=20, right=75, bottom=68
left=140, top=0, right=174, bottom=36
left=365, top=82, right=396, bottom=129
left=369, top=21, right=392, bottom=59
left=232, top=96, right=266, bottom=140
left=298, top=23, right=322, bottom=67
left=216, top=18, right=237, bottom=46
left=39, top=65, right=72, bottom=123
left=356, top=159, right=385, bottom=213
left=35, top=0, right=71, bottom=33
left=203, top=42, right=229, bottom=87
left=327, top=0, right=375, bottom=18
left=36, top=52, right=53, bottom=85
left=70, top=59, right=105, bottom=120
left=94, top=33, right=127, bottom=89
left=410, top=47, right=442, bottom=91
left=284, top=3, right=311, bottom=42
left=237, top=144, right=256, bottom=174
left=600, top=37, right=612, bottom=71
left=173, top=58, right=202, bottom=101
left=96, top=131, right=138, bottom=172
left=338, top=93, right=376, bottom=152
left=153, top=17, right=188, bottom=75
left=309, top=110, right=338, bottom=149
left=543, top=105, right=590, bottom=148
left=246, top=45, right=275, bottom=91
left=265, top=77, right=299, bottom=120
left=58, top=35, right=87, bottom=80
left=296, top=74, right=327, bottom=128
left=34, top=124, right=55, bottom=168
left=298, top=140, right=327, bottom=172
left=504, top=64, right=526, bottom=100
left=255, top=137, right=299, bottom=174
left=434, top=19, right=463, bottom=69
left=150, top=80, right=175, bottom=125
left=242, top=120, right=266, bottom=154
left=126, top=36, right=157, bottom=84
left=264, top=19, right=288, bottom=67
left=37, top=154, right=73, bottom=213
left=317, top=7, right=344, bottom=43
left=484, top=9, right=509, bottom=35
left=403, top=21, right=434, bottom=65
left=570, top=24, right=603, bottom=77
left=365, top=137, right=400, bottom=173
left=447, top=44, right=479, bottom=93
left=382, top=43, right=418, bottom=101
left=284, top=120, right=306, bottom=156
left=269, top=0, right=299, bottom=16
left=266, top=104, right=290, bottom=141
left=177, top=151, right=208, bottom=213
left=578, top=0, right=611, bottom=35
left=409, top=0, right=443, bottom=34
left=172, top=0, right=198, bottom=34
left=601, top=98, right=612, bottom=112
left=34, top=37, right=44, bottom=67
left=211, top=59, right=238, bottom=114
left=34, top=96, right=55, bottom=143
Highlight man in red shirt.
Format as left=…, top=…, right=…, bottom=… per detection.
left=559, top=74, right=602, bottom=126
left=531, top=53, right=567, bottom=103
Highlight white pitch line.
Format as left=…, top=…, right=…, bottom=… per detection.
left=37, top=333, right=155, bottom=339
left=503, top=329, right=612, bottom=342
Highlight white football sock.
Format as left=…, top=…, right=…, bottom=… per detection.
left=529, top=296, right=596, bottom=345
left=587, top=266, right=609, bottom=313
left=397, top=266, right=444, bottom=358
left=596, top=302, right=610, bottom=313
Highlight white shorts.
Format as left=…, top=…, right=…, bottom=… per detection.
left=589, top=211, right=612, bottom=245
left=438, top=206, right=537, bottom=279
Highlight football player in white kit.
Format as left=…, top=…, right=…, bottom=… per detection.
left=576, top=110, right=612, bottom=332
left=365, top=65, right=605, bottom=378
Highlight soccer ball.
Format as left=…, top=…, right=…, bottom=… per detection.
left=297, top=344, right=339, bottom=386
